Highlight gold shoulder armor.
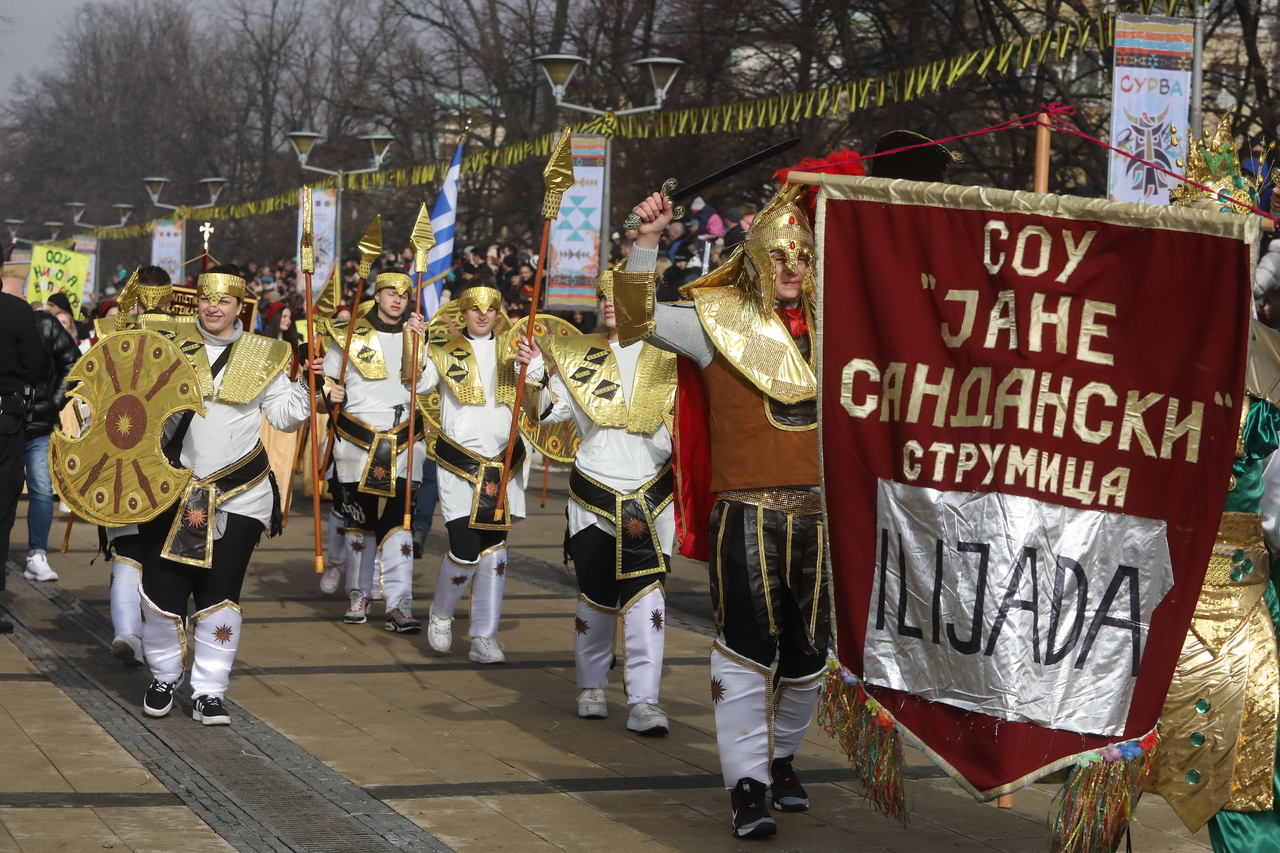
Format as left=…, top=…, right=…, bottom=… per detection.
left=219, top=334, right=292, bottom=404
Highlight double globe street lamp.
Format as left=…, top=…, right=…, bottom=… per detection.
left=64, top=202, right=135, bottom=230
left=285, top=130, right=395, bottom=286
left=533, top=54, right=683, bottom=272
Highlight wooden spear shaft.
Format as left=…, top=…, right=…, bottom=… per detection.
left=494, top=218, right=553, bottom=516
left=996, top=111, right=1054, bottom=812
left=305, top=270, right=324, bottom=573
left=403, top=273, right=426, bottom=530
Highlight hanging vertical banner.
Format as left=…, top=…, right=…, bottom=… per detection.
left=299, top=188, right=338, bottom=297
left=546, top=133, right=605, bottom=310
left=1107, top=14, right=1194, bottom=204
left=151, top=219, right=185, bottom=286
left=73, top=234, right=99, bottom=299
left=26, top=244, right=90, bottom=316
left=815, top=175, right=1254, bottom=798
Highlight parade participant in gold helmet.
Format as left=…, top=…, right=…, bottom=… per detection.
left=617, top=170, right=845, bottom=838
left=132, top=264, right=324, bottom=725
left=407, top=283, right=527, bottom=665
left=324, top=268, right=427, bottom=632
left=515, top=271, right=678, bottom=734
left=1145, top=112, right=1280, bottom=853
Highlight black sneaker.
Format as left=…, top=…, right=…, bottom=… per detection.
left=730, top=777, right=777, bottom=839
left=770, top=754, right=810, bottom=811
left=0, top=619, right=13, bottom=634
left=192, top=694, right=230, bottom=726
left=143, top=679, right=179, bottom=717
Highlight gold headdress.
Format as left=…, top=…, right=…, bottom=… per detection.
left=196, top=272, right=246, bottom=302
left=682, top=183, right=816, bottom=312
left=375, top=271, right=413, bottom=295
left=458, top=286, right=503, bottom=314
left=117, top=269, right=173, bottom=315
left=595, top=271, right=613, bottom=301
left=1171, top=109, right=1268, bottom=214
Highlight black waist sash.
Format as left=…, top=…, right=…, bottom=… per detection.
left=434, top=431, right=527, bottom=531
left=162, top=442, right=272, bottom=568
left=569, top=464, right=674, bottom=579
left=335, top=409, right=426, bottom=497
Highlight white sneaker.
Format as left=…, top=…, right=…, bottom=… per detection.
left=469, top=636, right=505, bottom=664
left=319, top=562, right=342, bottom=594
left=627, top=703, right=669, bottom=736
left=111, top=634, right=145, bottom=667
left=577, top=688, right=607, bottom=719
left=426, top=606, right=452, bottom=653
left=343, top=589, right=370, bottom=624
left=24, top=553, right=58, bottom=582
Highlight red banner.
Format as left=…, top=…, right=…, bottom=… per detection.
left=817, top=178, right=1256, bottom=796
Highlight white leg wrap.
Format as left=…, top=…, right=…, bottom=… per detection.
left=109, top=559, right=143, bottom=640
left=431, top=552, right=477, bottom=619
left=379, top=528, right=415, bottom=611
left=772, top=667, right=825, bottom=759
left=189, top=601, right=243, bottom=699
left=345, top=531, right=376, bottom=594
left=469, top=546, right=507, bottom=638
left=711, top=640, right=772, bottom=788
left=574, top=595, right=617, bottom=690
left=622, top=582, right=665, bottom=706
left=140, top=591, right=185, bottom=684
left=326, top=510, right=345, bottom=568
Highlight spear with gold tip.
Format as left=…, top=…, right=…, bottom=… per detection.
left=300, top=188, right=325, bottom=573
left=494, top=128, right=575, bottom=518
left=403, top=203, right=435, bottom=529
left=320, top=216, right=382, bottom=474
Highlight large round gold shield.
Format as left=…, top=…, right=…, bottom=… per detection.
left=51, top=329, right=205, bottom=526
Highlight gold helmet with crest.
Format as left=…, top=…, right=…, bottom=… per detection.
left=1170, top=108, right=1269, bottom=214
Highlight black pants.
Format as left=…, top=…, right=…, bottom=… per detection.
left=139, top=506, right=262, bottom=614
left=337, top=477, right=415, bottom=543
left=714, top=504, right=826, bottom=678
left=0, top=412, right=25, bottom=588
left=568, top=524, right=667, bottom=607
left=445, top=517, right=506, bottom=562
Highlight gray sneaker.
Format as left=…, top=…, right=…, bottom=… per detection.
left=468, top=636, right=505, bottom=664
left=626, top=702, right=669, bottom=736
left=577, top=688, right=607, bottom=719
left=385, top=599, right=422, bottom=633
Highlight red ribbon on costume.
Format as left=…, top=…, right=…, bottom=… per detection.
left=777, top=306, right=808, bottom=338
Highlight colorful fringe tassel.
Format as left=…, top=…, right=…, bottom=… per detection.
left=818, top=660, right=908, bottom=823
left=1048, top=730, right=1158, bottom=853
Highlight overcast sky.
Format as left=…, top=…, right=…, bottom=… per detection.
left=0, top=0, right=102, bottom=102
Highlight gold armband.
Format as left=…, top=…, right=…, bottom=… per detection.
left=401, top=327, right=425, bottom=386
left=521, top=378, right=555, bottom=424
left=612, top=271, right=658, bottom=347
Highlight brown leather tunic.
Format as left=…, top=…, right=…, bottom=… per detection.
left=702, top=352, right=819, bottom=492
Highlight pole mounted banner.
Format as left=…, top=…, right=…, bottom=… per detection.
left=809, top=173, right=1255, bottom=803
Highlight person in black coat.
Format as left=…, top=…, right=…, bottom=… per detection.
left=0, top=263, right=45, bottom=630
left=21, top=303, right=79, bottom=583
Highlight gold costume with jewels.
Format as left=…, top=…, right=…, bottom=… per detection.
left=1147, top=113, right=1280, bottom=852
left=614, top=174, right=838, bottom=801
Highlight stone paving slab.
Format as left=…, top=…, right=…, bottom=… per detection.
left=0, top=478, right=1213, bottom=852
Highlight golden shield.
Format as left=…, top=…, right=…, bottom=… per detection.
left=51, top=329, right=205, bottom=526
left=505, top=315, right=581, bottom=464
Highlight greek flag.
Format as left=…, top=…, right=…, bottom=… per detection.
left=421, top=143, right=463, bottom=316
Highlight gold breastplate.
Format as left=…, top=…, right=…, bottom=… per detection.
left=427, top=334, right=518, bottom=408
left=329, top=319, right=388, bottom=380
left=551, top=335, right=675, bottom=434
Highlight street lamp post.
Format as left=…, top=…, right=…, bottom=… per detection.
left=285, top=130, right=395, bottom=290
left=142, top=176, right=230, bottom=211
left=533, top=54, right=683, bottom=274
left=65, top=202, right=135, bottom=230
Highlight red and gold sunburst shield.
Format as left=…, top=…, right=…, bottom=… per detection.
left=51, top=329, right=205, bottom=527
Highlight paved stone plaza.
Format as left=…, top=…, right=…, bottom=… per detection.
left=0, top=472, right=1210, bottom=852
